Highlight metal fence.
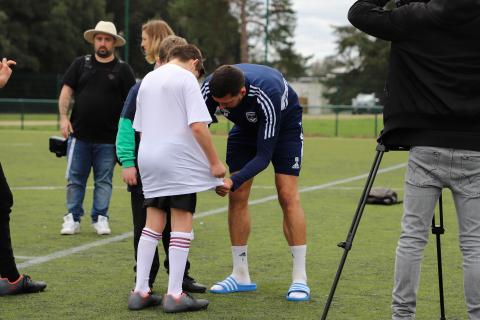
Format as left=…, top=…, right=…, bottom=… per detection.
left=0, top=98, right=384, bottom=138
left=0, top=98, right=59, bottom=130
left=318, top=105, right=383, bottom=137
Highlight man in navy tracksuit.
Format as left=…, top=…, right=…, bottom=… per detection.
left=202, top=64, right=310, bottom=301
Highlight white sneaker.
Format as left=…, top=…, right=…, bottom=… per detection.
left=92, top=215, right=111, bottom=235
left=60, top=213, right=80, bottom=235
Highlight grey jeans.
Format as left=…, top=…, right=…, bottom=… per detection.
left=392, top=147, right=480, bottom=320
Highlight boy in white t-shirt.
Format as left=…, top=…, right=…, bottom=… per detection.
left=130, top=44, right=225, bottom=313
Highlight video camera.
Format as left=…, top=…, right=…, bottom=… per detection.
left=49, top=136, right=67, bottom=158
left=395, top=0, right=429, bottom=7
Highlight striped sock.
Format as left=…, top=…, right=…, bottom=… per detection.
left=134, top=228, right=161, bottom=294
left=167, top=231, right=194, bottom=296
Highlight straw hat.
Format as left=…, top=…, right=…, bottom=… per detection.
left=83, top=21, right=126, bottom=47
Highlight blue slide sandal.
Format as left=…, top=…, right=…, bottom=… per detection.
left=286, top=283, right=310, bottom=301
left=210, top=276, right=257, bottom=294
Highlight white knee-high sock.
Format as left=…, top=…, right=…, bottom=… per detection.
left=290, top=245, right=307, bottom=284
left=231, top=245, right=251, bottom=284
left=134, top=228, right=161, bottom=294
left=167, top=231, right=194, bottom=296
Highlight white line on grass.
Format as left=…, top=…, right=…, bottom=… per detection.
left=17, top=162, right=406, bottom=269
left=15, top=256, right=39, bottom=260
left=299, top=162, right=406, bottom=193
left=17, top=233, right=133, bottom=269
left=313, top=186, right=404, bottom=191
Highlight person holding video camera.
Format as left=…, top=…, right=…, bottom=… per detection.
left=348, top=0, right=480, bottom=319
left=0, top=57, right=47, bottom=296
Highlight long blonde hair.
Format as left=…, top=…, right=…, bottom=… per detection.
left=142, top=19, right=174, bottom=64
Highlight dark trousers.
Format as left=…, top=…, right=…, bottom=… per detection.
left=0, top=161, right=20, bottom=281
left=131, top=191, right=190, bottom=288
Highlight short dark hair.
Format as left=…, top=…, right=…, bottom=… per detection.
left=167, top=44, right=205, bottom=78
left=209, top=65, right=245, bottom=98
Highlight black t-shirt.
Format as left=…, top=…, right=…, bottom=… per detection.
left=62, top=55, right=136, bottom=144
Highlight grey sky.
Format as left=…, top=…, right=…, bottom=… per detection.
left=292, top=0, right=353, bottom=62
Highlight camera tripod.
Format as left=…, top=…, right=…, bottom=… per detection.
left=320, top=143, right=447, bottom=320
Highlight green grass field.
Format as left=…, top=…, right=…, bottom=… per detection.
left=0, top=130, right=469, bottom=319
left=0, top=113, right=383, bottom=138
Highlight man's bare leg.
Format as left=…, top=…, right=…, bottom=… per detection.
left=275, top=174, right=306, bottom=246
left=210, top=178, right=256, bottom=291
left=276, top=173, right=309, bottom=300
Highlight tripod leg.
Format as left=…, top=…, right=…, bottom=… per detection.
left=432, top=193, right=446, bottom=320
left=320, top=144, right=386, bottom=320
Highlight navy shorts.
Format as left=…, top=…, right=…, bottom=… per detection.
left=144, top=193, right=197, bottom=214
left=226, top=124, right=303, bottom=176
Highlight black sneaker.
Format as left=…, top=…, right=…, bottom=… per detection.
left=128, top=291, right=162, bottom=310
left=182, top=275, right=207, bottom=293
left=162, top=292, right=209, bottom=313
left=0, top=275, right=47, bottom=296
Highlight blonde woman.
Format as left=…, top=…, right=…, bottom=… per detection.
left=141, top=20, right=174, bottom=65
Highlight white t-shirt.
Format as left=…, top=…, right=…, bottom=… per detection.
left=133, top=63, right=223, bottom=198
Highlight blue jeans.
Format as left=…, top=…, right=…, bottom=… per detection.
left=392, top=147, right=480, bottom=320
left=65, top=137, right=116, bottom=223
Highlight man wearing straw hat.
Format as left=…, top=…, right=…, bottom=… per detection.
left=58, top=21, right=135, bottom=236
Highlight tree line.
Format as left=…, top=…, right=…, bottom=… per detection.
left=0, top=0, right=393, bottom=105
left=315, top=1, right=395, bottom=105
left=0, top=0, right=307, bottom=79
